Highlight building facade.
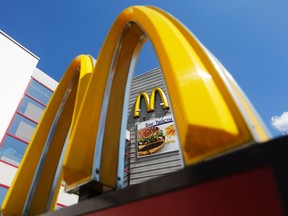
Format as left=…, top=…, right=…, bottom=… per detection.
left=126, top=68, right=183, bottom=185
left=0, top=31, right=78, bottom=208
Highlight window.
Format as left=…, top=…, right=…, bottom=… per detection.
left=0, top=135, right=28, bottom=166
left=0, top=185, right=8, bottom=206
left=8, top=114, right=37, bottom=142
left=26, top=79, right=53, bottom=105
left=55, top=204, right=65, bottom=210
left=18, top=95, right=45, bottom=122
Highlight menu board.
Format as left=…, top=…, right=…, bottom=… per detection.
left=136, top=115, right=179, bottom=158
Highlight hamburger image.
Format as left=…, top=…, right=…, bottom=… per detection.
left=137, top=126, right=165, bottom=156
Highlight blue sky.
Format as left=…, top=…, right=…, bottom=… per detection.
left=1, top=0, right=288, bottom=137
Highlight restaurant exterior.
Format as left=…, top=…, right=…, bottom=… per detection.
left=126, top=67, right=183, bottom=186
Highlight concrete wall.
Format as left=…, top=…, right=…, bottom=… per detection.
left=0, top=31, right=39, bottom=141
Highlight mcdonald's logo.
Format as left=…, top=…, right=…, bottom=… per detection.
left=2, top=5, right=271, bottom=215
left=134, top=87, right=169, bottom=118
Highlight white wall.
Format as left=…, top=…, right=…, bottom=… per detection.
left=32, top=68, right=58, bottom=91
left=0, top=31, right=39, bottom=141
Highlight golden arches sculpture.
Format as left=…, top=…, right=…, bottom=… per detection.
left=2, top=6, right=270, bottom=215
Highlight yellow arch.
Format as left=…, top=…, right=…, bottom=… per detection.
left=1, top=55, right=94, bottom=215
left=63, top=5, right=270, bottom=192
left=133, top=92, right=150, bottom=117
left=149, top=87, right=169, bottom=111
left=2, top=5, right=271, bottom=215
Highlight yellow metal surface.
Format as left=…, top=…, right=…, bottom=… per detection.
left=149, top=87, right=169, bottom=111
left=1, top=55, right=94, bottom=215
left=2, top=5, right=271, bottom=215
left=134, top=92, right=150, bottom=117
left=64, top=5, right=269, bottom=190
left=224, top=70, right=270, bottom=141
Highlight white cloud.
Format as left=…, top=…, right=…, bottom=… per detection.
left=271, top=112, right=288, bottom=134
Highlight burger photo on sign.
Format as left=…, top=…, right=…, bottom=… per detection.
left=137, top=126, right=165, bottom=156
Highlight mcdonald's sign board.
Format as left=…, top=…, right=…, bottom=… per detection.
left=134, top=87, right=169, bottom=118
left=137, top=115, right=179, bottom=158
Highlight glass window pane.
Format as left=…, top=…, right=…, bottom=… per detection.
left=55, top=205, right=63, bottom=210
left=0, top=186, right=8, bottom=205
left=26, top=79, right=53, bottom=105
left=0, top=135, right=27, bottom=166
left=18, top=96, right=45, bottom=122
left=8, top=114, right=37, bottom=142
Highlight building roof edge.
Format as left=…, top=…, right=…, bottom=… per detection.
left=0, top=30, right=40, bottom=60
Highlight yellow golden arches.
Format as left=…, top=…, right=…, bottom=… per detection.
left=63, top=5, right=270, bottom=193
left=134, top=92, right=150, bottom=117
left=2, top=5, right=272, bottom=215
left=1, top=55, right=94, bottom=216
left=133, top=87, right=169, bottom=117
left=149, top=87, right=169, bottom=111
